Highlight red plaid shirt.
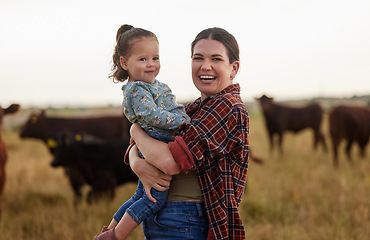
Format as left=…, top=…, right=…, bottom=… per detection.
left=169, top=84, right=249, bottom=239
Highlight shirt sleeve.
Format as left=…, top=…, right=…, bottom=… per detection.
left=168, top=136, right=194, bottom=173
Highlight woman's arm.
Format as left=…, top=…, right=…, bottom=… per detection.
left=130, top=123, right=181, bottom=175
left=128, top=145, right=172, bottom=202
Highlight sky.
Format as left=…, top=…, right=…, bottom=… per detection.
left=1, top=0, right=369, bottom=108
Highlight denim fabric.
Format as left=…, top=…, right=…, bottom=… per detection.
left=143, top=201, right=209, bottom=240
left=113, top=180, right=168, bottom=224
left=113, top=133, right=171, bottom=225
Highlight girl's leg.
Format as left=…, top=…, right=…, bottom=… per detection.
left=95, top=214, right=138, bottom=240
left=107, top=218, right=118, bottom=229
left=125, top=184, right=168, bottom=224
left=113, top=212, right=138, bottom=240
left=95, top=181, right=144, bottom=239
left=113, top=180, right=144, bottom=223
left=95, top=180, right=145, bottom=240
left=113, top=184, right=168, bottom=239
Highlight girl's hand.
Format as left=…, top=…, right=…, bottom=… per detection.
left=129, top=145, right=172, bottom=202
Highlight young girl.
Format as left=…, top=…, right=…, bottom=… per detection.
left=94, top=24, right=190, bottom=240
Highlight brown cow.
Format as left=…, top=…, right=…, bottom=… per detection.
left=329, top=105, right=370, bottom=167
left=20, top=110, right=131, bottom=142
left=0, top=104, right=20, bottom=217
left=256, top=95, right=327, bottom=153
left=20, top=110, right=131, bottom=204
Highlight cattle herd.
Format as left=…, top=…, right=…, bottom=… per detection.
left=19, top=110, right=136, bottom=204
left=255, top=95, right=370, bottom=166
left=0, top=96, right=369, bottom=212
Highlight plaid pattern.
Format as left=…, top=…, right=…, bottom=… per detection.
left=175, top=84, right=249, bottom=239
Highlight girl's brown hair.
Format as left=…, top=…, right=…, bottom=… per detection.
left=191, top=27, right=239, bottom=64
left=110, top=24, right=158, bottom=82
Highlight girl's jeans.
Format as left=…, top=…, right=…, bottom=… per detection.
left=143, top=201, right=209, bottom=240
left=113, top=133, right=171, bottom=225
left=113, top=179, right=168, bottom=224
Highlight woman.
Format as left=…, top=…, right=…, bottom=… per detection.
left=128, top=27, right=249, bottom=240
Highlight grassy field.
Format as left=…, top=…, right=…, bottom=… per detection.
left=1, top=108, right=369, bottom=240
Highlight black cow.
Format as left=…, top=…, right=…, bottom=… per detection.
left=52, top=132, right=138, bottom=203
left=256, top=95, right=327, bottom=153
left=20, top=110, right=131, bottom=203
left=329, top=105, right=370, bottom=167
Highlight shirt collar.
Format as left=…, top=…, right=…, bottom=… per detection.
left=187, top=83, right=241, bottom=112
left=196, top=83, right=240, bottom=104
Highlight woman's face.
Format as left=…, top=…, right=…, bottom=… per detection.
left=191, top=39, right=239, bottom=100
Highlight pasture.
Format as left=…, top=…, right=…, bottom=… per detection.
left=1, top=106, right=370, bottom=240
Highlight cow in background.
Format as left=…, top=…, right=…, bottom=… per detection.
left=329, top=105, right=370, bottom=167
left=20, top=110, right=131, bottom=204
left=20, top=110, right=131, bottom=143
left=0, top=104, right=20, bottom=217
left=256, top=95, right=327, bottom=153
left=51, top=132, right=138, bottom=203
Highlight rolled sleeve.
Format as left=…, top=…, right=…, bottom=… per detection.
left=168, top=136, right=194, bottom=173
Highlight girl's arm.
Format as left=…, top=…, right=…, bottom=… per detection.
left=130, top=123, right=181, bottom=175
left=128, top=145, right=172, bottom=202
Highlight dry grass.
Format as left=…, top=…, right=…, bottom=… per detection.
left=1, top=110, right=370, bottom=239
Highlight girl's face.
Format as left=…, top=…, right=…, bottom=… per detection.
left=120, top=38, right=160, bottom=83
left=191, top=39, right=239, bottom=101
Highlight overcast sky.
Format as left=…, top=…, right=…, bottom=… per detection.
left=1, top=0, right=369, bottom=108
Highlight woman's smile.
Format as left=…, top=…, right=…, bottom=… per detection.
left=199, top=75, right=217, bottom=82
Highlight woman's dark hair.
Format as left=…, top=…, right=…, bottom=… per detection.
left=191, top=27, right=239, bottom=64
left=110, top=24, right=158, bottom=82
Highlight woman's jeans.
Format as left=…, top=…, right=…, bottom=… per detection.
left=143, top=201, right=209, bottom=240
left=113, top=133, right=171, bottom=225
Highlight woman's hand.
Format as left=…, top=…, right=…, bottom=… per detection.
left=129, top=145, right=172, bottom=202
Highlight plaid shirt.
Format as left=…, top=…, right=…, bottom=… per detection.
left=169, top=84, right=249, bottom=239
